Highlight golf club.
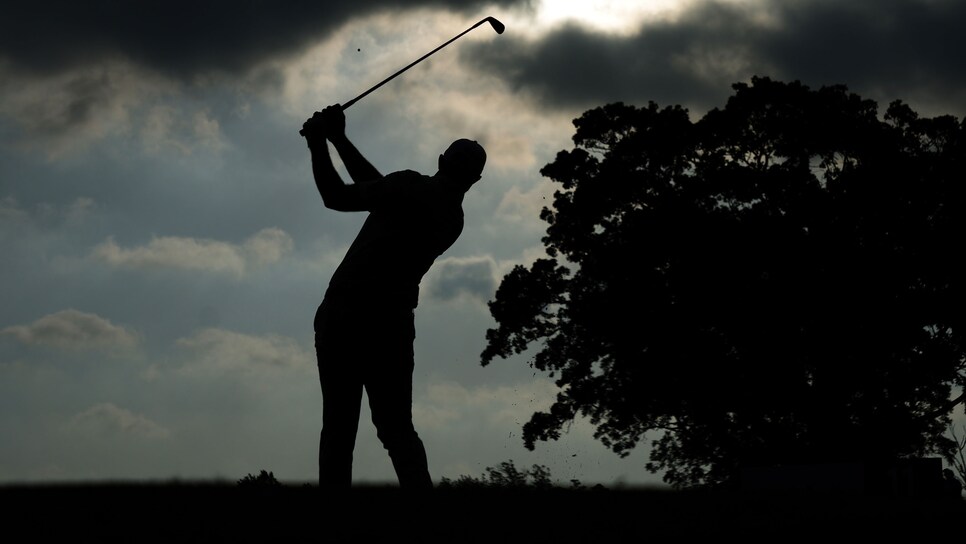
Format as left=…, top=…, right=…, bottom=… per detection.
left=300, top=16, right=504, bottom=135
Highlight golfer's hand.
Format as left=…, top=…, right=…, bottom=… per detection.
left=301, top=104, right=344, bottom=142
left=301, top=114, right=323, bottom=144
left=317, top=104, right=345, bottom=140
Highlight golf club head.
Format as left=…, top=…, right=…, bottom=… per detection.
left=486, top=17, right=505, bottom=34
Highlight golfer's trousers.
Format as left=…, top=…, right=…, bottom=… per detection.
left=314, top=298, right=432, bottom=490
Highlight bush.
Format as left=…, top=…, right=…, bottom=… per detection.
left=438, top=460, right=569, bottom=490
left=237, top=470, right=282, bottom=487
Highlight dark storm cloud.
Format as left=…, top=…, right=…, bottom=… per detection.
left=19, top=71, right=117, bottom=137
left=0, top=0, right=529, bottom=77
left=463, top=0, right=966, bottom=115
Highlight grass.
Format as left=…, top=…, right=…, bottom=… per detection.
left=4, top=481, right=963, bottom=541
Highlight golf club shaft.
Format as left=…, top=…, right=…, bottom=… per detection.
left=341, top=17, right=494, bottom=110
left=300, top=17, right=503, bottom=136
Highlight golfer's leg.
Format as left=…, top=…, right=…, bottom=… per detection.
left=317, top=334, right=364, bottom=490
left=367, top=319, right=432, bottom=490
left=368, top=370, right=431, bottom=489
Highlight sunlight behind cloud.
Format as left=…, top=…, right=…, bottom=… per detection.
left=534, top=0, right=691, bottom=34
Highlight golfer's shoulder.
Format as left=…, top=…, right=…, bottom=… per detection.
left=384, top=169, right=429, bottom=184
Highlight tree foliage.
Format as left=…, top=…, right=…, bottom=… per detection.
left=948, top=425, right=966, bottom=486
left=482, top=76, right=966, bottom=487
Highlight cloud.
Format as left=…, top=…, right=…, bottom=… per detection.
left=0, top=196, right=30, bottom=224
left=68, top=402, right=170, bottom=439
left=176, top=328, right=314, bottom=375
left=92, top=227, right=293, bottom=277
left=65, top=197, right=96, bottom=224
left=0, top=62, right=175, bottom=157
left=495, top=179, right=555, bottom=226
left=244, top=227, right=295, bottom=264
left=425, top=255, right=497, bottom=302
left=1, top=309, right=140, bottom=351
left=462, top=0, right=966, bottom=116
left=0, top=59, right=243, bottom=157
left=0, top=4, right=528, bottom=155
left=140, top=104, right=227, bottom=155
left=0, top=1, right=528, bottom=79
left=0, top=63, right=234, bottom=159
left=0, top=196, right=97, bottom=228
left=94, top=236, right=245, bottom=276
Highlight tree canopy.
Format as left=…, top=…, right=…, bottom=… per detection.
left=481, top=76, right=966, bottom=487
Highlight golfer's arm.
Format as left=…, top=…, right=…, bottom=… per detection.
left=329, top=134, right=382, bottom=184
left=310, top=141, right=358, bottom=211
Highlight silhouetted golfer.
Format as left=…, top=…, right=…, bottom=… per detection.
left=301, top=105, right=486, bottom=490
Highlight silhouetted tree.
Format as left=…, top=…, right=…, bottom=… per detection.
left=482, top=77, right=966, bottom=487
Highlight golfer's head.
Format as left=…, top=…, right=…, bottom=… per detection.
left=439, top=139, right=486, bottom=184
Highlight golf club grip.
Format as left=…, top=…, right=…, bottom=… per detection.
left=298, top=102, right=351, bottom=137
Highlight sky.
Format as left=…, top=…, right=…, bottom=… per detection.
left=1, top=0, right=965, bottom=487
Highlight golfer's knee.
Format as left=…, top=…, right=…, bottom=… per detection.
left=375, top=423, right=418, bottom=450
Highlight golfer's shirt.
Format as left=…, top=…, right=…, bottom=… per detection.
left=325, top=169, right=466, bottom=310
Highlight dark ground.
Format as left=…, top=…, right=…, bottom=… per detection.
left=4, top=482, right=963, bottom=541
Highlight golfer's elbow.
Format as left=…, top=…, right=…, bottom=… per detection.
left=319, top=192, right=346, bottom=211
left=318, top=187, right=354, bottom=211
left=323, top=198, right=352, bottom=212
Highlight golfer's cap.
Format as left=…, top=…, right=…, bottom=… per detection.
left=442, top=139, right=486, bottom=178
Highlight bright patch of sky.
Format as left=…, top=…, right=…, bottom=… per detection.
left=530, top=0, right=700, bottom=35
left=530, top=0, right=773, bottom=35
